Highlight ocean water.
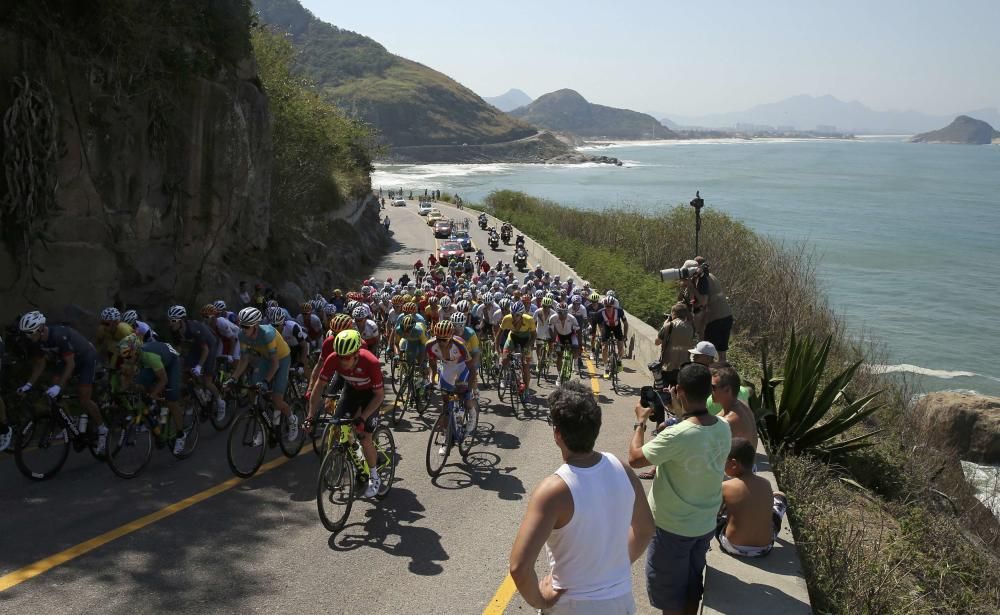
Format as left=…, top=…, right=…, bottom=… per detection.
left=375, top=137, right=1000, bottom=397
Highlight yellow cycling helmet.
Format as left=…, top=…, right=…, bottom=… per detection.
left=118, top=334, right=141, bottom=360
left=333, top=329, right=363, bottom=356
left=433, top=320, right=455, bottom=339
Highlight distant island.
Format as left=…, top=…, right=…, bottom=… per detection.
left=511, top=89, right=677, bottom=140
left=484, top=89, right=533, bottom=112
left=909, top=115, right=1000, bottom=144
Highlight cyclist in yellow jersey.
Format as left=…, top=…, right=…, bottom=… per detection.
left=496, top=302, right=535, bottom=394
left=96, top=307, right=135, bottom=367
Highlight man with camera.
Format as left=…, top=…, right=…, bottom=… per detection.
left=660, top=259, right=732, bottom=364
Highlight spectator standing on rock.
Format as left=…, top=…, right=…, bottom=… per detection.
left=680, top=260, right=733, bottom=364
left=629, top=363, right=731, bottom=615
left=510, top=381, right=653, bottom=614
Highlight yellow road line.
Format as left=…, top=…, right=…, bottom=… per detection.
left=583, top=356, right=601, bottom=395
left=482, top=573, right=517, bottom=615
left=0, top=442, right=312, bottom=592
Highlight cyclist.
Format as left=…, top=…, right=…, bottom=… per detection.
left=305, top=330, right=385, bottom=498
left=599, top=296, right=629, bottom=378
left=308, top=313, right=354, bottom=392
left=16, top=311, right=108, bottom=453
left=586, top=291, right=604, bottom=360
left=168, top=305, right=226, bottom=418
left=549, top=302, right=583, bottom=373
left=202, top=303, right=241, bottom=364
left=533, top=296, right=556, bottom=369
left=393, top=313, right=431, bottom=387
left=226, top=307, right=297, bottom=441
left=496, top=301, right=535, bottom=395
left=96, top=307, right=135, bottom=365
left=352, top=305, right=381, bottom=356
left=213, top=300, right=238, bottom=325
left=296, top=302, right=325, bottom=350
left=117, top=334, right=190, bottom=455
left=450, top=311, right=480, bottom=391
left=267, top=306, right=310, bottom=371
left=427, top=320, right=476, bottom=438
left=122, top=309, right=158, bottom=342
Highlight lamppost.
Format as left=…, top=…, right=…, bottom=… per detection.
left=690, top=191, right=705, bottom=255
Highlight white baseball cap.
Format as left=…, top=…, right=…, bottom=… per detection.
left=689, top=341, right=718, bottom=359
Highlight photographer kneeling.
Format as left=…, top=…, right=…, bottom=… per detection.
left=661, top=259, right=733, bottom=364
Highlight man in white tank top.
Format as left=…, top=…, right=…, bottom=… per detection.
left=510, top=381, right=654, bottom=614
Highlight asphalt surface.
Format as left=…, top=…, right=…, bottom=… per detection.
left=1, top=200, right=657, bottom=614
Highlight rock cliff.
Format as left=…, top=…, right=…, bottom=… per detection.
left=913, top=392, right=1000, bottom=464
left=0, top=25, right=271, bottom=322
left=909, top=115, right=1000, bottom=144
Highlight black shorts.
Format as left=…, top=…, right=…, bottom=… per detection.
left=335, top=385, right=378, bottom=433
left=601, top=323, right=624, bottom=342
left=703, top=315, right=733, bottom=352
left=555, top=333, right=578, bottom=347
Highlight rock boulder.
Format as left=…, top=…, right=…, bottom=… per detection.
left=913, top=392, right=1000, bottom=464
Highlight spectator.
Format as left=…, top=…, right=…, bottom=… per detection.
left=238, top=281, right=251, bottom=306
left=655, top=302, right=695, bottom=390
left=710, top=365, right=757, bottom=449
left=629, top=363, right=731, bottom=615
left=682, top=260, right=733, bottom=364
left=717, top=438, right=787, bottom=558
left=510, top=381, right=653, bottom=614
left=687, top=340, right=716, bottom=366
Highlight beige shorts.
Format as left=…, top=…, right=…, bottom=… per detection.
left=540, top=593, right=636, bottom=615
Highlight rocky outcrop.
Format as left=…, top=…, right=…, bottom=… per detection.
left=913, top=392, right=1000, bottom=464
left=511, top=89, right=677, bottom=140
left=909, top=115, right=1000, bottom=144
left=0, top=28, right=271, bottom=323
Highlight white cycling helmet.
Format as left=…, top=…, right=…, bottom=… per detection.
left=19, top=310, right=46, bottom=333
left=455, top=300, right=471, bottom=313
left=439, top=296, right=452, bottom=308
left=451, top=312, right=468, bottom=327
left=266, top=306, right=284, bottom=324
left=351, top=305, right=368, bottom=320
left=213, top=300, right=227, bottom=311
left=100, top=307, right=121, bottom=322
left=167, top=305, right=187, bottom=320
left=122, top=309, right=139, bottom=325
left=238, top=307, right=263, bottom=326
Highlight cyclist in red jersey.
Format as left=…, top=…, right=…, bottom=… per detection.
left=305, top=330, right=385, bottom=498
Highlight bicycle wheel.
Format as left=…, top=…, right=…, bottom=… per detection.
left=278, top=399, right=306, bottom=457
left=610, top=352, right=620, bottom=394
left=536, top=348, right=547, bottom=385
left=391, top=381, right=409, bottom=427
left=372, top=425, right=397, bottom=499
left=171, top=405, right=200, bottom=459
left=414, top=379, right=431, bottom=417
left=311, top=415, right=331, bottom=458
left=107, top=415, right=153, bottom=479
left=506, top=369, right=520, bottom=417
left=390, top=358, right=403, bottom=395
left=15, top=413, right=71, bottom=480
left=425, top=410, right=452, bottom=477
left=316, top=449, right=355, bottom=532
left=458, top=399, right=479, bottom=459
left=227, top=411, right=266, bottom=477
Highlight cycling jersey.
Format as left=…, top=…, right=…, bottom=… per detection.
left=239, top=324, right=291, bottom=361
left=600, top=307, right=627, bottom=328
left=395, top=320, right=430, bottom=345
left=358, top=319, right=379, bottom=341
left=279, top=320, right=308, bottom=348
left=318, top=348, right=383, bottom=391
left=500, top=314, right=535, bottom=339
left=427, top=338, right=471, bottom=393
left=568, top=305, right=588, bottom=328
left=135, top=340, right=182, bottom=401
left=30, top=325, right=98, bottom=384
left=549, top=313, right=580, bottom=336
left=208, top=316, right=240, bottom=358
left=180, top=320, right=220, bottom=375
left=296, top=313, right=324, bottom=340
left=456, top=326, right=480, bottom=356
left=96, top=321, right=134, bottom=360
left=533, top=308, right=555, bottom=340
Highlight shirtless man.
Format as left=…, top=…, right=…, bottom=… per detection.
left=711, top=365, right=757, bottom=449
left=718, top=438, right=787, bottom=557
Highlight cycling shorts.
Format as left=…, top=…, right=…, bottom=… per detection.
left=252, top=355, right=290, bottom=395
left=54, top=348, right=98, bottom=386
left=335, top=385, right=378, bottom=434
left=136, top=358, right=182, bottom=402
left=602, top=323, right=625, bottom=342
left=556, top=333, right=579, bottom=348
left=504, top=334, right=532, bottom=353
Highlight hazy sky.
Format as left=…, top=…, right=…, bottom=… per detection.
left=298, top=0, right=1000, bottom=117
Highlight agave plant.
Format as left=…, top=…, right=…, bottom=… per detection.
left=749, top=330, right=883, bottom=459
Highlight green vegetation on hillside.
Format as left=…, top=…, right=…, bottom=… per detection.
left=253, top=0, right=537, bottom=147
left=251, top=26, right=376, bottom=218
left=479, top=190, right=1000, bottom=614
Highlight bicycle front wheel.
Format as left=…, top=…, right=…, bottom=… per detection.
left=107, top=417, right=152, bottom=479
left=211, top=393, right=237, bottom=431
left=425, top=411, right=452, bottom=477
left=610, top=354, right=620, bottom=394
left=458, top=400, right=479, bottom=459
left=278, top=400, right=306, bottom=458
left=227, top=411, right=266, bottom=477
left=372, top=425, right=397, bottom=499
left=14, top=414, right=70, bottom=481
left=317, top=449, right=354, bottom=532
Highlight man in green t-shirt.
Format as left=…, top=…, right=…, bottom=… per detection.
left=629, top=363, right=731, bottom=615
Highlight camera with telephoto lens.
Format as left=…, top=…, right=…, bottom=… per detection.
left=659, top=265, right=700, bottom=283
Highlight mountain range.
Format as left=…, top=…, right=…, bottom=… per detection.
left=484, top=89, right=533, bottom=112
left=253, top=0, right=536, bottom=148
left=652, top=94, right=1000, bottom=134
left=511, top=89, right=676, bottom=140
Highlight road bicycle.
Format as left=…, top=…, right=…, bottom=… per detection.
left=315, top=411, right=397, bottom=532
left=535, top=339, right=553, bottom=385
left=603, top=339, right=622, bottom=394
left=554, top=342, right=575, bottom=385
left=477, top=335, right=498, bottom=390
left=388, top=355, right=430, bottom=426
left=425, top=387, right=479, bottom=478
left=14, top=392, right=110, bottom=480
left=106, top=393, right=200, bottom=479
left=226, top=384, right=306, bottom=478
left=497, top=351, right=537, bottom=416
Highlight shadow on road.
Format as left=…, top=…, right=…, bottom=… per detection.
left=327, top=487, right=448, bottom=576
left=431, top=450, right=525, bottom=501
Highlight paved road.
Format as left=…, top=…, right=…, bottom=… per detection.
left=1, top=200, right=656, bottom=614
